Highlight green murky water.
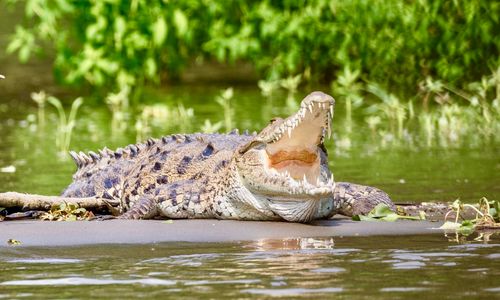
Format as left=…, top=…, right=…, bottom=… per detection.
left=1, top=235, right=499, bottom=299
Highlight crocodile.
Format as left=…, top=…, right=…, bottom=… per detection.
left=53, top=91, right=394, bottom=222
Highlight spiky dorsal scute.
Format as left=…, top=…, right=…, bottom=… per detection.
left=69, top=138, right=159, bottom=180
left=68, top=131, right=255, bottom=182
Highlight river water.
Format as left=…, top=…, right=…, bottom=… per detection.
left=1, top=235, right=499, bottom=299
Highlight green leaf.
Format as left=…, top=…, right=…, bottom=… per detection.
left=152, top=17, right=168, bottom=47
left=19, top=46, right=31, bottom=63
left=370, top=203, right=395, bottom=218
left=352, top=203, right=423, bottom=222
left=458, top=220, right=475, bottom=234
left=173, top=9, right=188, bottom=37
left=145, top=57, right=157, bottom=79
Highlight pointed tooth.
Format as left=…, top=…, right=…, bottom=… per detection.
left=308, top=104, right=313, bottom=113
left=287, top=127, right=292, bottom=138
left=303, top=174, right=307, bottom=184
left=330, top=105, right=334, bottom=116
left=316, top=177, right=321, bottom=186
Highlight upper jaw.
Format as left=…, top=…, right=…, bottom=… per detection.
left=263, top=91, right=335, bottom=144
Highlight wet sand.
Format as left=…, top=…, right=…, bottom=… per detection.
left=0, top=218, right=443, bottom=247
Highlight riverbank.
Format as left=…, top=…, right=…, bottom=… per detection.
left=0, top=218, right=444, bottom=247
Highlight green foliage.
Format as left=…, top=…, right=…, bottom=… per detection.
left=40, top=202, right=94, bottom=221
left=352, top=203, right=424, bottom=222
left=6, top=0, right=499, bottom=93
left=440, top=198, right=500, bottom=234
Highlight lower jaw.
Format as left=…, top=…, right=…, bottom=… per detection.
left=270, top=160, right=320, bottom=184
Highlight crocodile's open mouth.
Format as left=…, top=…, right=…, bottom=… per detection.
left=265, top=95, right=334, bottom=190
left=237, top=91, right=335, bottom=204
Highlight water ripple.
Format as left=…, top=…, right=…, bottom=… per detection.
left=0, top=277, right=176, bottom=286
left=5, top=258, right=83, bottom=264
left=241, top=287, right=343, bottom=296
left=380, top=287, right=430, bottom=292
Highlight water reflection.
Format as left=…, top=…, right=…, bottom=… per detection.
left=0, top=234, right=498, bottom=298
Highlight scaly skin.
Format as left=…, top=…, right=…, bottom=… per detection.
left=62, top=91, right=395, bottom=222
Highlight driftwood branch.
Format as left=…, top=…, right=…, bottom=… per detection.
left=0, top=192, right=112, bottom=211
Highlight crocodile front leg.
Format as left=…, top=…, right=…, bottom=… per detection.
left=332, top=182, right=395, bottom=217
left=119, top=195, right=159, bottom=219
left=120, top=180, right=215, bottom=219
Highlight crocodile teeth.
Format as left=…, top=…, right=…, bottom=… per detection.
left=287, top=127, right=292, bottom=138
left=308, top=104, right=313, bottom=113
left=330, top=105, right=334, bottom=116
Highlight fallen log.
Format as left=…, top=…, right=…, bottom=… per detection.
left=0, top=192, right=115, bottom=211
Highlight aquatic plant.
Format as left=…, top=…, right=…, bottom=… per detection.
left=200, top=119, right=223, bottom=133
left=135, top=103, right=195, bottom=141
left=440, top=198, right=500, bottom=234
left=30, top=90, right=47, bottom=128
left=47, top=96, right=83, bottom=155
left=257, top=79, right=280, bottom=97
left=332, top=67, right=363, bottom=132
left=106, top=85, right=130, bottom=133
left=366, top=83, right=407, bottom=139
left=215, top=88, right=235, bottom=132
left=279, top=74, right=302, bottom=111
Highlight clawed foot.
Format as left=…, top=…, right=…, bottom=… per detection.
left=334, top=182, right=395, bottom=217
left=89, top=214, right=116, bottom=221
